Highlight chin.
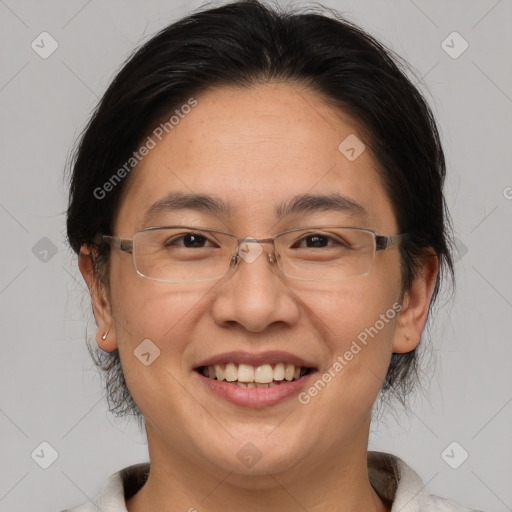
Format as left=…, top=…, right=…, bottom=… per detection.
left=192, top=427, right=314, bottom=481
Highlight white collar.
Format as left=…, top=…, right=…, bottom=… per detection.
left=62, top=451, right=479, bottom=512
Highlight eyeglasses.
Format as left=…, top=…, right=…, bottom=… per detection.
left=102, top=226, right=408, bottom=283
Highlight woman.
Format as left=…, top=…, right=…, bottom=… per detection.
left=63, top=1, right=482, bottom=510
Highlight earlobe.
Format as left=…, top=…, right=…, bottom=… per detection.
left=98, top=327, right=117, bottom=352
left=78, top=244, right=118, bottom=352
left=392, top=253, right=439, bottom=354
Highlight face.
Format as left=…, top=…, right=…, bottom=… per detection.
left=82, top=82, right=434, bottom=486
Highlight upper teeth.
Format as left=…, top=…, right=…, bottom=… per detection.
left=204, top=363, right=305, bottom=383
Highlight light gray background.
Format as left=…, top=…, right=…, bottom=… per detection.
left=1, top=0, right=511, bottom=511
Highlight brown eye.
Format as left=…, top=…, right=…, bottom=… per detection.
left=299, top=234, right=328, bottom=247
left=292, top=233, right=346, bottom=249
left=163, top=232, right=218, bottom=249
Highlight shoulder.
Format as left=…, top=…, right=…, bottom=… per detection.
left=367, top=451, right=485, bottom=512
left=58, top=462, right=150, bottom=512
left=424, top=494, right=485, bottom=512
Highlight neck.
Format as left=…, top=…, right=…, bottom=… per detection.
left=126, top=424, right=390, bottom=512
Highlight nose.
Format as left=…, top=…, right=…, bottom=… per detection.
left=210, top=239, right=300, bottom=333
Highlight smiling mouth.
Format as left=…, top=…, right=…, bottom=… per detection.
left=197, top=363, right=312, bottom=388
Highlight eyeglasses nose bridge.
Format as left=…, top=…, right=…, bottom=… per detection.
left=231, top=237, right=278, bottom=267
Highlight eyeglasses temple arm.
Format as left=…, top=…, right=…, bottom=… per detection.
left=375, top=233, right=409, bottom=251
left=102, top=235, right=134, bottom=253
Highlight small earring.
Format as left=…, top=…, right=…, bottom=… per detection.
left=102, top=329, right=110, bottom=340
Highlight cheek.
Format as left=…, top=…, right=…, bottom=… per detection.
left=296, top=274, right=400, bottom=410
left=298, top=268, right=400, bottom=346
left=112, top=284, right=203, bottom=351
left=108, top=252, right=207, bottom=356
left=108, top=275, right=211, bottom=424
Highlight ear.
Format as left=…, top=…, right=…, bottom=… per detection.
left=78, top=244, right=118, bottom=352
left=393, top=252, right=439, bottom=353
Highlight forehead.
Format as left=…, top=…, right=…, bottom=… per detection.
left=115, top=82, right=397, bottom=234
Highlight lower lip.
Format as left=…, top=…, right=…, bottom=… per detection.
left=196, top=371, right=314, bottom=408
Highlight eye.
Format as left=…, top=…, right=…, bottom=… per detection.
left=292, top=233, right=346, bottom=249
left=164, top=232, right=218, bottom=249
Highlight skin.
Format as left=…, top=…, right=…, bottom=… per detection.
left=79, top=82, right=438, bottom=512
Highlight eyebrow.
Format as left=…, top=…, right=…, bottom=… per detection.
left=276, top=192, right=366, bottom=219
left=141, top=191, right=367, bottom=226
